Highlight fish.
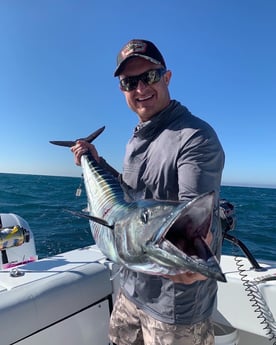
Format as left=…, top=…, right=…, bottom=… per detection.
left=50, top=128, right=226, bottom=282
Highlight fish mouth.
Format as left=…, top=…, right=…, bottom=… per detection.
left=164, top=211, right=213, bottom=261
left=155, top=192, right=226, bottom=282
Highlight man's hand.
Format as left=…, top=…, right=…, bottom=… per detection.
left=71, top=141, right=100, bottom=166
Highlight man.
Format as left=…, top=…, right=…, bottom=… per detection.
left=72, top=39, right=225, bottom=345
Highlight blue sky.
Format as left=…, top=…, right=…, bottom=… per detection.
left=0, top=0, right=275, bottom=188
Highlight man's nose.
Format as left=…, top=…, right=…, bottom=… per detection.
left=136, top=79, right=148, bottom=91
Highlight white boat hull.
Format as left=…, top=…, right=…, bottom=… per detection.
left=0, top=245, right=275, bottom=344
left=213, top=255, right=276, bottom=345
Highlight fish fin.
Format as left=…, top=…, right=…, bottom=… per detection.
left=49, top=126, right=105, bottom=147
left=109, top=264, right=123, bottom=281
left=65, top=209, right=114, bottom=229
left=49, top=140, right=76, bottom=147
left=81, top=126, right=105, bottom=143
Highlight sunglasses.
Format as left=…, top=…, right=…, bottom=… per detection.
left=119, top=68, right=167, bottom=92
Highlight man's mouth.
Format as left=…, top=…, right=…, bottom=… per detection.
left=137, top=94, right=154, bottom=102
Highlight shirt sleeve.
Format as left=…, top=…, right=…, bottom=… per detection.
left=99, top=156, right=120, bottom=178
left=177, top=127, right=225, bottom=203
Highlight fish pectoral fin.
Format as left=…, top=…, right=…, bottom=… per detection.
left=65, top=209, right=114, bottom=229
left=109, top=264, right=123, bottom=281
left=87, top=215, right=114, bottom=229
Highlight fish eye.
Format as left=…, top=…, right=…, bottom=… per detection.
left=140, top=209, right=150, bottom=224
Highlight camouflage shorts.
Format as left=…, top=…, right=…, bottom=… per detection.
left=109, top=290, right=214, bottom=345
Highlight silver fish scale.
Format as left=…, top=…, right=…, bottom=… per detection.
left=81, top=154, right=131, bottom=263
left=83, top=156, right=126, bottom=219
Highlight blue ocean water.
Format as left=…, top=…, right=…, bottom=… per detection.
left=0, top=173, right=275, bottom=262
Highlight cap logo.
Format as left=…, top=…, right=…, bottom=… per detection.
left=121, top=41, right=147, bottom=58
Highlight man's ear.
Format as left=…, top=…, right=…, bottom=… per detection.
left=164, top=70, right=172, bottom=86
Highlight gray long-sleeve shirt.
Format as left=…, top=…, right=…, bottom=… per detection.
left=120, top=100, right=225, bottom=324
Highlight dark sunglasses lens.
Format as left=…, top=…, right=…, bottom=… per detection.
left=120, top=77, right=138, bottom=91
left=144, top=69, right=161, bottom=85
left=120, top=69, right=165, bottom=91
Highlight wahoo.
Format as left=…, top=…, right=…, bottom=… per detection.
left=50, top=127, right=226, bottom=282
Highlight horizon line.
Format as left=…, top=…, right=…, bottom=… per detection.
left=1, top=171, right=275, bottom=190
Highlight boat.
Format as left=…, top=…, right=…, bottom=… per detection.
left=0, top=211, right=275, bottom=345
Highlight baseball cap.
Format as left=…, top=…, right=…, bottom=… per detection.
left=114, top=39, right=166, bottom=77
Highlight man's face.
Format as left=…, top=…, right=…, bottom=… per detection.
left=119, top=57, right=172, bottom=122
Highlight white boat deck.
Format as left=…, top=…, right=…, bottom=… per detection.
left=0, top=246, right=114, bottom=345
left=0, top=246, right=275, bottom=344
left=214, top=255, right=276, bottom=345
